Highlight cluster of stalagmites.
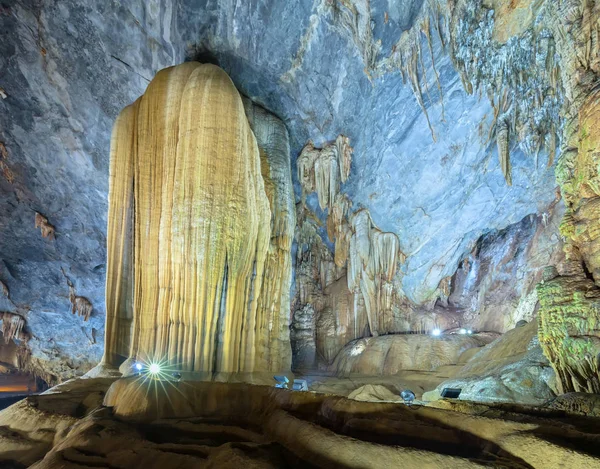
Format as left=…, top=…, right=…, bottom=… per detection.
left=102, top=62, right=294, bottom=374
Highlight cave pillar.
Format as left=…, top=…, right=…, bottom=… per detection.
left=538, top=90, right=600, bottom=394
left=102, top=63, right=293, bottom=375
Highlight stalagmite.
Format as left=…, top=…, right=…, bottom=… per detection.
left=103, top=102, right=136, bottom=364
left=243, top=98, right=296, bottom=372
left=102, top=63, right=293, bottom=374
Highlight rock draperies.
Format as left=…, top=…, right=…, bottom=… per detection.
left=103, top=63, right=293, bottom=374
left=294, top=137, right=415, bottom=371
left=297, top=137, right=404, bottom=339
left=297, top=135, right=352, bottom=210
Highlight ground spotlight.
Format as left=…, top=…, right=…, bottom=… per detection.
left=149, top=363, right=161, bottom=375
left=401, top=389, right=415, bottom=405
left=467, top=329, right=473, bottom=335
left=134, top=362, right=143, bottom=372
left=432, top=328, right=441, bottom=336
left=459, top=328, right=467, bottom=334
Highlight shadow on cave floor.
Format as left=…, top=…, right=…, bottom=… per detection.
left=282, top=401, right=533, bottom=468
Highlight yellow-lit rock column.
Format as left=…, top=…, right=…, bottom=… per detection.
left=104, top=63, right=293, bottom=374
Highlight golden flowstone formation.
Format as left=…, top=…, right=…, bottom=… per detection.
left=103, top=62, right=293, bottom=373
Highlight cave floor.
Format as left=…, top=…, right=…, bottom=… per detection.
left=0, top=377, right=598, bottom=468
left=298, top=366, right=461, bottom=399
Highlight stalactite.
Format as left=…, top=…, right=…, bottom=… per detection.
left=422, top=15, right=445, bottom=121
left=450, top=0, right=563, bottom=182
left=314, top=148, right=340, bottom=210
left=327, top=193, right=351, bottom=242
left=336, top=135, right=353, bottom=183
left=297, top=141, right=319, bottom=196
left=0, top=280, right=8, bottom=298
left=69, top=291, right=93, bottom=321
left=0, top=312, right=25, bottom=343
left=496, top=118, right=512, bottom=186
left=298, top=136, right=353, bottom=211
left=369, top=230, right=400, bottom=282
left=345, top=210, right=402, bottom=337
left=103, top=63, right=293, bottom=374
left=334, top=222, right=352, bottom=267
left=352, top=210, right=372, bottom=265
left=62, top=268, right=93, bottom=321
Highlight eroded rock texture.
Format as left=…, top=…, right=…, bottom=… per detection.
left=103, top=63, right=293, bottom=374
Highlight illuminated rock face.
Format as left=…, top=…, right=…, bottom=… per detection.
left=103, top=63, right=293, bottom=373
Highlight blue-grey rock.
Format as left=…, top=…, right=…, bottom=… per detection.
left=0, top=0, right=561, bottom=380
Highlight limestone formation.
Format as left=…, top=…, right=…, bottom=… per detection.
left=331, top=333, right=491, bottom=377
left=242, top=98, right=296, bottom=373
left=296, top=138, right=406, bottom=351
left=297, top=135, right=353, bottom=210
left=62, top=271, right=93, bottom=322
left=526, top=1, right=600, bottom=394
left=0, top=0, right=566, bottom=382
left=0, top=311, right=25, bottom=343
left=424, top=321, right=555, bottom=405
left=537, top=270, right=600, bottom=394
left=102, top=63, right=293, bottom=374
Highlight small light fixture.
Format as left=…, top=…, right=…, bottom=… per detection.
left=441, top=387, right=462, bottom=399
left=467, top=329, right=473, bottom=335
left=432, top=328, right=441, bottom=336
left=134, top=362, right=143, bottom=372
left=459, top=328, right=467, bottom=335
left=401, top=389, right=416, bottom=405
left=149, top=363, right=161, bottom=375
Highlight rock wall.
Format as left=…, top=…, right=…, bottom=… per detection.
left=103, top=63, right=293, bottom=374
left=0, top=0, right=571, bottom=382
